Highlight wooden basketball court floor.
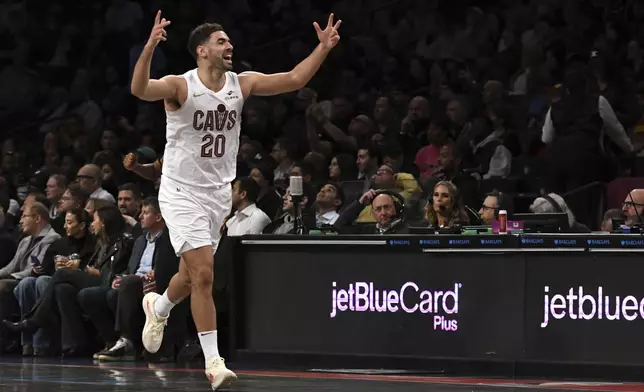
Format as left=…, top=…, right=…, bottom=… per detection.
left=2, top=358, right=644, bottom=391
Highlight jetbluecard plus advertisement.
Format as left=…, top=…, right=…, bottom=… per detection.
left=242, top=250, right=524, bottom=359
left=525, top=254, right=644, bottom=364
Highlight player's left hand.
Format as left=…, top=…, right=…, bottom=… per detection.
left=314, top=13, right=341, bottom=50
left=123, top=153, right=139, bottom=171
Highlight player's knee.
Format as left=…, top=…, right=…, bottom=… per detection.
left=178, top=273, right=191, bottom=288
left=190, top=265, right=214, bottom=290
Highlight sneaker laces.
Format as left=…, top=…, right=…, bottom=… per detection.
left=207, top=356, right=225, bottom=368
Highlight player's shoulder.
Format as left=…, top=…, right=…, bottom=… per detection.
left=236, top=71, right=259, bottom=95
left=160, top=73, right=186, bottom=81
left=236, top=70, right=259, bottom=80
left=226, top=71, right=242, bottom=82
left=236, top=70, right=261, bottom=83
left=159, top=74, right=188, bottom=90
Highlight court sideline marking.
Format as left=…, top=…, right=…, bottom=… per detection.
left=2, top=362, right=644, bottom=391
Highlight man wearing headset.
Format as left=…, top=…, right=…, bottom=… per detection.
left=334, top=189, right=409, bottom=234
left=478, top=190, right=514, bottom=225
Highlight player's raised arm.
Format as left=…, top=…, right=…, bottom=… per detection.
left=131, top=11, right=179, bottom=102
left=239, top=13, right=342, bottom=98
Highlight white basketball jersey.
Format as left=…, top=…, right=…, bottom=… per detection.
left=162, top=69, right=244, bottom=188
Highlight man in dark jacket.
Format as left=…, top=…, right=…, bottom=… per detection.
left=78, top=197, right=186, bottom=361
left=335, top=190, right=409, bottom=234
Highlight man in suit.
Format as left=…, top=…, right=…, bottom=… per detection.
left=335, top=190, right=409, bottom=234
left=0, top=202, right=60, bottom=351
left=78, top=197, right=184, bottom=361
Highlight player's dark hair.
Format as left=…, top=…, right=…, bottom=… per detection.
left=188, top=23, right=225, bottom=60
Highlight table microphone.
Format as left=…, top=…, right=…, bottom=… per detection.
left=289, top=176, right=306, bottom=234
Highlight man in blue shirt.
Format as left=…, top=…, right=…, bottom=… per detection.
left=78, top=197, right=178, bottom=361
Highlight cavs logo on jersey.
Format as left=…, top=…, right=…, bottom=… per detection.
left=193, top=104, right=237, bottom=158
left=192, top=104, right=237, bottom=132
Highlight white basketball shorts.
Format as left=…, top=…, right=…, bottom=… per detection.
left=158, top=175, right=232, bottom=256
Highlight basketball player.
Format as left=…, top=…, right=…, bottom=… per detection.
left=130, top=10, right=341, bottom=390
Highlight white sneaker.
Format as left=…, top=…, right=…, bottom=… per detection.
left=141, top=292, right=168, bottom=353
left=206, top=357, right=237, bottom=390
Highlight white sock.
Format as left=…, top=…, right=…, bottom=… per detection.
left=198, top=330, right=220, bottom=364
left=154, top=291, right=176, bottom=318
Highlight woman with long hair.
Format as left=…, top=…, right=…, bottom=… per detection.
left=85, top=198, right=111, bottom=216
left=423, top=180, right=470, bottom=228
left=328, top=153, right=358, bottom=182
left=2, top=204, right=132, bottom=357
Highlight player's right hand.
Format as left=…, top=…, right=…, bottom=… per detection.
left=148, top=10, right=171, bottom=47
left=123, top=152, right=138, bottom=171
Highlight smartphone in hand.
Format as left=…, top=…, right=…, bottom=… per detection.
left=30, top=255, right=41, bottom=266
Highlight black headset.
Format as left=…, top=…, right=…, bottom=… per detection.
left=371, top=189, right=405, bottom=218
left=540, top=191, right=564, bottom=213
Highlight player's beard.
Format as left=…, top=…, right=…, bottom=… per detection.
left=213, top=57, right=233, bottom=71
left=222, top=56, right=233, bottom=71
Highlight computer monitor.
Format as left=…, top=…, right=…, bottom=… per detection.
left=513, top=213, right=569, bottom=233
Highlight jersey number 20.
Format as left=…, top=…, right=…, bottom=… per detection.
left=201, top=134, right=225, bottom=158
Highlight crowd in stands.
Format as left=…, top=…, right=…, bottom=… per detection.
left=2, top=0, right=644, bottom=360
